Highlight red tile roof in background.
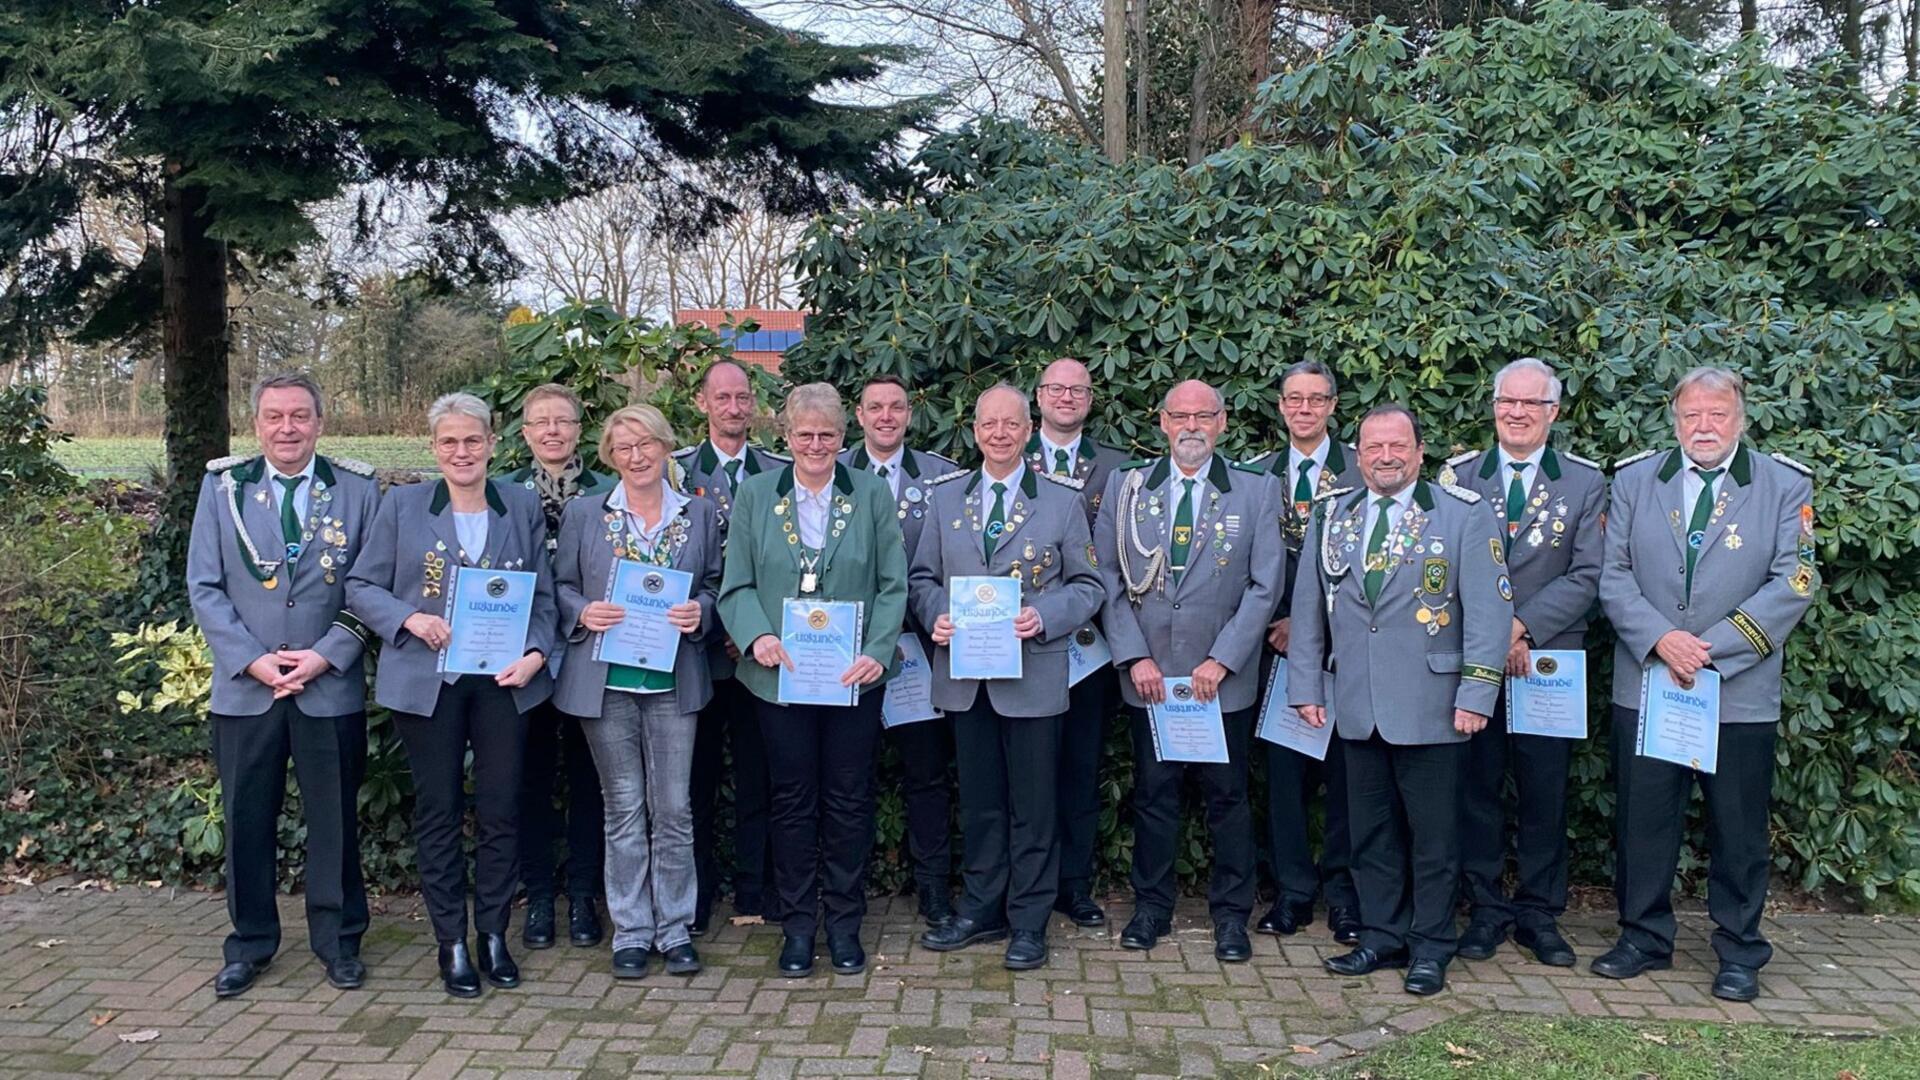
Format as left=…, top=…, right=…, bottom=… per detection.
left=676, top=308, right=808, bottom=374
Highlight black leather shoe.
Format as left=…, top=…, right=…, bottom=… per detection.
left=1712, top=961, right=1761, bottom=1002
left=1214, top=922, right=1253, bottom=963
left=1590, top=940, right=1672, bottom=981
left=568, top=895, right=604, bottom=947
left=828, top=933, right=866, bottom=975
left=919, top=890, right=956, bottom=930
left=690, top=906, right=711, bottom=939
left=922, top=916, right=1010, bottom=952
left=438, top=942, right=481, bottom=998
left=477, top=932, right=520, bottom=988
left=1323, top=946, right=1409, bottom=976
left=325, top=955, right=365, bottom=990
left=1328, top=906, right=1361, bottom=945
left=661, top=942, right=701, bottom=976
left=1055, top=890, right=1107, bottom=928
left=1457, top=921, right=1506, bottom=961
left=611, top=947, right=648, bottom=979
left=778, top=935, right=815, bottom=977
left=1515, top=925, right=1577, bottom=968
left=1119, top=911, right=1172, bottom=951
left=522, top=896, right=556, bottom=950
left=1256, top=900, right=1314, bottom=937
left=1005, top=930, right=1048, bottom=970
left=213, top=960, right=266, bottom=999
left=1404, top=958, right=1448, bottom=995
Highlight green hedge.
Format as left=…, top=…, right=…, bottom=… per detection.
left=784, top=1, right=1920, bottom=904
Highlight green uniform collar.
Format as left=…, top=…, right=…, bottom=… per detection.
left=963, top=465, right=1037, bottom=498
left=1413, top=478, right=1436, bottom=512
left=850, top=443, right=929, bottom=478
left=428, top=478, right=509, bottom=516
left=1144, top=454, right=1233, bottom=493
left=698, top=439, right=766, bottom=478
left=774, top=461, right=856, bottom=497
left=1025, top=431, right=1099, bottom=461
left=1656, top=443, right=1751, bottom=486
left=1479, top=443, right=1562, bottom=482
left=1266, top=439, right=1345, bottom=479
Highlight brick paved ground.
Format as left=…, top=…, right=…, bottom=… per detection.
left=2, top=880, right=1916, bottom=1078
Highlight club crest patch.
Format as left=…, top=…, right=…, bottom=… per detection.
left=1422, top=558, right=1448, bottom=595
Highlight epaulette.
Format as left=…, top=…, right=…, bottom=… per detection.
left=1769, top=451, right=1813, bottom=477
left=1039, top=472, right=1085, bottom=491
left=670, top=445, right=697, bottom=459
left=1614, top=448, right=1661, bottom=470
left=1315, top=486, right=1353, bottom=502
left=1117, top=458, right=1153, bottom=470
left=1560, top=450, right=1601, bottom=471
left=205, top=454, right=250, bottom=473
left=1445, top=449, right=1480, bottom=467
left=1438, top=482, right=1483, bottom=504
left=330, top=456, right=376, bottom=478
left=1229, top=460, right=1266, bottom=474
left=1236, top=452, right=1276, bottom=470
left=926, top=469, right=970, bottom=486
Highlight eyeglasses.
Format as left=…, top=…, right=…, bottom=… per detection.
left=1493, top=396, right=1556, bottom=412
left=524, top=418, right=581, bottom=432
left=1163, top=410, right=1222, bottom=425
left=976, top=419, right=1029, bottom=435
left=609, top=438, right=661, bottom=459
left=434, top=436, right=490, bottom=454
left=789, top=431, right=841, bottom=446
left=1037, top=383, right=1092, bottom=401
left=1281, top=394, right=1334, bottom=409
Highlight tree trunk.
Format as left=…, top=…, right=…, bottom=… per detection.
left=1841, top=0, right=1864, bottom=67
left=1132, top=0, right=1149, bottom=156
left=1187, top=0, right=1227, bottom=165
left=161, top=167, right=231, bottom=528
left=1104, top=0, right=1128, bottom=159
left=1740, top=0, right=1758, bottom=34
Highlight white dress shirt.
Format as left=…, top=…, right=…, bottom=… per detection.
left=1361, top=483, right=1417, bottom=551
left=266, top=457, right=317, bottom=527
left=979, top=462, right=1026, bottom=520
left=1165, top=458, right=1211, bottom=545
left=452, top=510, right=489, bottom=564
left=1039, top=434, right=1081, bottom=475
left=794, top=476, right=833, bottom=549
left=1286, top=437, right=1332, bottom=498
left=1682, top=446, right=1735, bottom=515
left=867, top=447, right=905, bottom=500
left=609, top=479, right=689, bottom=553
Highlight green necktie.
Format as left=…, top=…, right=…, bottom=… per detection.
left=1170, top=478, right=1196, bottom=578
left=723, top=459, right=741, bottom=489
left=1293, top=459, right=1314, bottom=507
left=984, top=480, right=1007, bottom=559
left=1053, top=448, right=1071, bottom=475
left=1684, top=466, right=1724, bottom=600
left=1363, top=495, right=1395, bottom=603
left=1505, top=461, right=1528, bottom=545
left=277, top=475, right=304, bottom=547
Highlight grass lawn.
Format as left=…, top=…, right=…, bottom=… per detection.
left=57, top=436, right=435, bottom=478
left=1241, top=1015, right=1919, bottom=1079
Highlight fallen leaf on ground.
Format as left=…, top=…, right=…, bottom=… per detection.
left=117, top=1030, right=159, bottom=1044
left=728, top=914, right=765, bottom=926
left=91, top=1011, right=117, bottom=1027
left=1837, top=1071, right=1860, bottom=1080
left=1641, top=1032, right=1669, bottom=1045
left=1290, top=1044, right=1319, bottom=1054
left=32, top=938, right=65, bottom=949
left=1445, top=1041, right=1480, bottom=1059
left=913, top=1045, right=932, bottom=1054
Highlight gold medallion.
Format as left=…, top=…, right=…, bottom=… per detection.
left=262, top=576, right=278, bottom=590
left=1415, top=607, right=1432, bottom=624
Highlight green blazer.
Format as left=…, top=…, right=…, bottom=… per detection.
left=500, top=462, right=617, bottom=497
left=717, top=462, right=909, bottom=704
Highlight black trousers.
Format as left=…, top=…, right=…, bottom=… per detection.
left=1345, top=734, right=1466, bottom=963
left=1128, top=705, right=1256, bottom=924
left=758, top=693, right=883, bottom=939
left=519, top=701, right=605, bottom=903
left=692, top=676, right=773, bottom=916
left=1263, top=734, right=1357, bottom=910
left=212, top=699, right=368, bottom=965
left=394, top=676, right=528, bottom=943
left=953, top=703, right=1061, bottom=933
left=1054, top=670, right=1110, bottom=896
left=1611, top=705, right=1776, bottom=968
left=889, top=711, right=953, bottom=900
left=1460, top=692, right=1572, bottom=933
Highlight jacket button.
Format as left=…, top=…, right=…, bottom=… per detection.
left=1676, top=603, right=1686, bottom=611
left=1370, top=626, right=1378, bottom=633
left=286, top=600, right=295, bottom=608
left=1172, top=603, right=1180, bottom=610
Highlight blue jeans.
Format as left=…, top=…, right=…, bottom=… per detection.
left=580, top=691, right=698, bottom=951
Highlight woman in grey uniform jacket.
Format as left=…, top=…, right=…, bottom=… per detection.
left=345, top=392, right=557, bottom=999
left=551, top=404, right=722, bottom=980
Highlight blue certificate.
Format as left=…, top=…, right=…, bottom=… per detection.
left=777, top=599, right=862, bottom=707
left=593, top=561, right=693, bottom=673
left=882, top=634, right=941, bottom=728
left=1637, top=663, right=1721, bottom=774
left=1255, top=658, right=1334, bottom=761
left=1067, top=624, right=1111, bottom=688
left=439, top=567, right=537, bottom=675
left=1148, top=678, right=1230, bottom=764
left=949, top=576, right=1022, bottom=680
left=1507, top=650, right=1588, bottom=739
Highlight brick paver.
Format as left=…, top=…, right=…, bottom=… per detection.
left=2, top=880, right=1915, bottom=1077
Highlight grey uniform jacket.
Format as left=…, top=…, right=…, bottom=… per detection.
left=345, top=479, right=558, bottom=717
left=549, top=490, right=724, bottom=718
left=1025, top=433, right=1130, bottom=524
left=187, top=454, right=381, bottom=718
left=1243, top=441, right=1363, bottom=654
left=840, top=443, right=959, bottom=630
left=1093, top=455, right=1288, bottom=713
left=1288, top=478, right=1512, bottom=744
left=907, top=468, right=1104, bottom=717
left=1442, top=445, right=1606, bottom=650
left=1599, top=444, right=1815, bottom=724
left=671, top=438, right=789, bottom=681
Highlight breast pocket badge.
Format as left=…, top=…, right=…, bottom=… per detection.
left=1422, top=558, right=1448, bottom=594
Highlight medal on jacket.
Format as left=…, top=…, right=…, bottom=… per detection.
left=220, top=469, right=285, bottom=589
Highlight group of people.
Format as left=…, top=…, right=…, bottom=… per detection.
left=188, top=353, right=1815, bottom=1007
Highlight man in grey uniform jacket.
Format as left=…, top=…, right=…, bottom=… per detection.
left=186, top=372, right=380, bottom=999
left=1593, top=367, right=1816, bottom=1004
left=1289, top=404, right=1511, bottom=996
left=910, top=384, right=1103, bottom=970
left=1439, top=358, right=1605, bottom=969
left=840, top=374, right=963, bottom=928
left=672, top=359, right=790, bottom=934
left=1094, top=379, right=1287, bottom=963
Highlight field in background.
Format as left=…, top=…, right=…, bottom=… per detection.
left=57, top=436, right=435, bottom=479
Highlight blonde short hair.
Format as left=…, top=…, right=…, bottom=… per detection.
left=596, top=404, right=679, bottom=470
left=783, top=383, right=846, bottom=431
left=427, top=392, right=493, bottom=436
left=521, top=383, right=582, bottom=419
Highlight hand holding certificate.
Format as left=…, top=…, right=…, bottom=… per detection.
left=949, top=576, right=1022, bottom=680
left=593, top=561, right=694, bottom=673
left=439, top=566, right=538, bottom=675
left=1507, top=650, right=1588, bottom=739
left=776, top=599, right=864, bottom=707
left=1255, top=658, right=1334, bottom=760
left=1148, top=677, right=1230, bottom=763
left=1637, top=662, right=1721, bottom=773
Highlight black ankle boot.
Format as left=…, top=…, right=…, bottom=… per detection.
left=438, top=941, right=481, bottom=998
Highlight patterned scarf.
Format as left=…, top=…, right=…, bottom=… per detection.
left=531, top=455, right=586, bottom=537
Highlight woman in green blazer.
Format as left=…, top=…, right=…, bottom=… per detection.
left=716, top=382, right=908, bottom=978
